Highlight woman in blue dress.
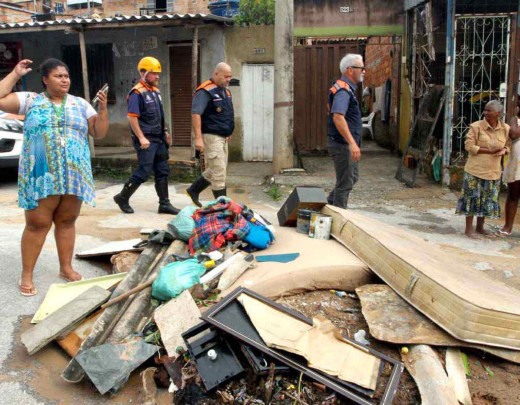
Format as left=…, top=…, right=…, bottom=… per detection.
left=0, top=58, right=109, bottom=296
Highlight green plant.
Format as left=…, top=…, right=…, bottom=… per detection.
left=235, top=0, right=275, bottom=26
left=265, top=184, right=282, bottom=201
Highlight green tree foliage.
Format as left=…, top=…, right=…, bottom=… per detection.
left=235, top=0, right=275, bottom=26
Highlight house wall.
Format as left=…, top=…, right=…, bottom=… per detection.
left=1, top=0, right=210, bottom=21
left=224, top=25, right=274, bottom=161
left=1, top=24, right=224, bottom=146
left=294, top=0, right=404, bottom=37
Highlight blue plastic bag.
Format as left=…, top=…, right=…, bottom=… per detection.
left=151, top=258, right=205, bottom=301
left=168, top=206, right=197, bottom=242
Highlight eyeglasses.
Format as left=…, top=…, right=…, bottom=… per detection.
left=349, top=66, right=366, bottom=71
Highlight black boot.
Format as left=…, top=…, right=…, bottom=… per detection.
left=113, top=181, right=140, bottom=214
left=212, top=187, right=227, bottom=199
left=155, top=178, right=180, bottom=215
left=186, top=176, right=211, bottom=207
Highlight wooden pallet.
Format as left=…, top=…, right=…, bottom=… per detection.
left=323, top=205, right=520, bottom=350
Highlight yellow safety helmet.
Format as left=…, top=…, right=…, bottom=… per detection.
left=137, top=56, right=162, bottom=74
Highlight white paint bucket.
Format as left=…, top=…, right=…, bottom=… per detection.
left=309, top=213, right=332, bottom=240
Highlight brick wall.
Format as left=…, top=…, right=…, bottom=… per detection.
left=1, top=0, right=210, bottom=22
left=365, top=36, right=396, bottom=88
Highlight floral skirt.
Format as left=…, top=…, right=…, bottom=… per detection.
left=455, top=172, right=501, bottom=218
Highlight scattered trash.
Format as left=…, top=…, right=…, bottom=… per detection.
left=401, top=347, right=409, bottom=355
left=353, top=329, right=370, bottom=346
left=256, top=253, right=300, bottom=263
left=484, top=365, right=495, bottom=377
left=460, top=352, right=471, bottom=378
left=504, top=270, right=514, bottom=279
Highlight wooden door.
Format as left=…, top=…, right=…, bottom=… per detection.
left=241, top=64, right=274, bottom=161
left=293, top=43, right=363, bottom=151
left=170, top=45, right=195, bottom=146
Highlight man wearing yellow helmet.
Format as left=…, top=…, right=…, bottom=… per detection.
left=113, top=56, right=179, bottom=215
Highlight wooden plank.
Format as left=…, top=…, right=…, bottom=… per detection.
left=56, top=310, right=103, bottom=357
left=325, top=205, right=520, bottom=349
left=21, top=286, right=110, bottom=355
left=402, top=345, right=458, bottom=405
left=445, top=348, right=472, bottom=405
left=75, top=238, right=143, bottom=258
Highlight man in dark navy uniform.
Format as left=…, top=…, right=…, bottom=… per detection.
left=327, top=53, right=365, bottom=209
left=186, top=62, right=234, bottom=206
left=113, top=56, right=179, bottom=215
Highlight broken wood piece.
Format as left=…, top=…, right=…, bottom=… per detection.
left=402, top=345, right=458, bottom=405
left=217, top=253, right=255, bottom=291
left=356, top=284, right=520, bottom=364
left=325, top=205, right=520, bottom=350
left=107, top=240, right=188, bottom=344
left=76, top=238, right=144, bottom=258
left=101, top=277, right=155, bottom=309
left=56, top=310, right=103, bottom=357
left=445, top=348, right=472, bottom=405
left=22, top=286, right=110, bottom=355
left=154, top=290, right=201, bottom=357
left=62, top=243, right=167, bottom=383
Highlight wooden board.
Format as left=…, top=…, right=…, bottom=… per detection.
left=324, top=205, right=520, bottom=350
left=402, top=345, right=458, bottom=405
left=56, top=310, right=103, bottom=357
left=222, top=226, right=375, bottom=299
left=356, top=284, right=520, bottom=364
left=22, top=286, right=110, bottom=355
left=76, top=239, right=143, bottom=258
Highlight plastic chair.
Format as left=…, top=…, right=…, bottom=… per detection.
left=362, top=111, right=375, bottom=140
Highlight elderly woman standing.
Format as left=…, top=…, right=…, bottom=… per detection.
left=456, top=100, right=509, bottom=238
left=499, top=103, right=520, bottom=236
left=0, top=58, right=109, bottom=296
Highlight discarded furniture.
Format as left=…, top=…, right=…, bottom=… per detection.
left=325, top=205, right=520, bottom=350
left=362, top=111, right=376, bottom=140
left=222, top=226, right=374, bottom=299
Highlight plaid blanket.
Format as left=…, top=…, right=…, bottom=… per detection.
left=189, top=198, right=250, bottom=254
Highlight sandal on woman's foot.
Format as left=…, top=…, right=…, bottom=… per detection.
left=59, top=273, right=83, bottom=283
left=497, top=229, right=512, bottom=237
left=19, top=280, right=37, bottom=297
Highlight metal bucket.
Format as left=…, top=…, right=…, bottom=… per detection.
left=309, top=213, right=332, bottom=240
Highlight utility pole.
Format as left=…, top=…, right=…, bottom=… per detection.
left=87, top=0, right=91, bottom=17
left=272, top=0, right=294, bottom=173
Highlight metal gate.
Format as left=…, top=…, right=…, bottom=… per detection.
left=241, top=64, right=274, bottom=161
left=451, top=15, right=511, bottom=161
left=293, top=42, right=362, bottom=151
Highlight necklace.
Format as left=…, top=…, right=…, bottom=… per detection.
left=45, top=92, right=67, bottom=147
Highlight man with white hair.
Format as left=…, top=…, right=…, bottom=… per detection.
left=326, top=53, right=365, bottom=209
left=187, top=62, right=234, bottom=205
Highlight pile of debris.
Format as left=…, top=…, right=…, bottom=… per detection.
left=19, top=187, right=520, bottom=404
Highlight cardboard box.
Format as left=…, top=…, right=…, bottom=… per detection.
left=277, top=186, right=328, bottom=226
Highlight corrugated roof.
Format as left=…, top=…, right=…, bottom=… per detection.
left=0, top=13, right=233, bottom=30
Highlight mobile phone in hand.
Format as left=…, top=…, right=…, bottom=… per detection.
left=92, top=83, right=109, bottom=108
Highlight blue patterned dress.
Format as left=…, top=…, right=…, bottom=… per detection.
left=17, top=92, right=97, bottom=210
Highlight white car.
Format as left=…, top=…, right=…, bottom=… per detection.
left=0, top=112, right=23, bottom=169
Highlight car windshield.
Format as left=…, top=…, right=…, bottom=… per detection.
left=0, top=111, right=23, bottom=133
